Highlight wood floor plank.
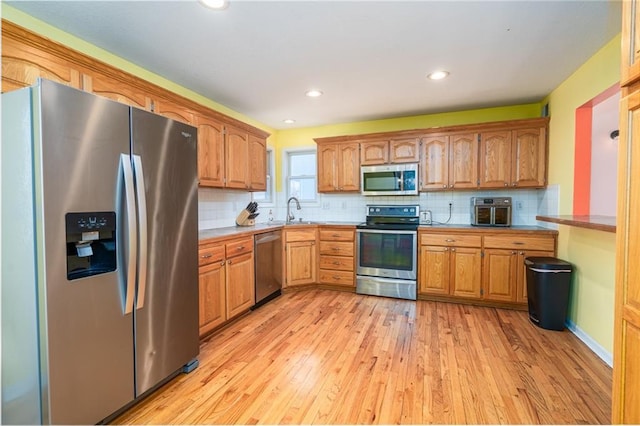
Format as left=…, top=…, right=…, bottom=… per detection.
left=112, top=289, right=612, bottom=425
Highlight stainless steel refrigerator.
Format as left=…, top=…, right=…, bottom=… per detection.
left=1, top=79, right=200, bottom=424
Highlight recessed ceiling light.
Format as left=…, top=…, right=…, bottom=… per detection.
left=199, top=0, right=229, bottom=10
left=427, top=70, right=449, bottom=80
left=305, top=90, right=323, bottom=98
left=283, top=119, right=296, bottom=124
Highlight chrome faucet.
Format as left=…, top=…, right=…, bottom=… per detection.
left=286, top=196, right=301, bottom=223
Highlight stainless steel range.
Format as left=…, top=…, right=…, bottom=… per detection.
left=356, top=205, right=419, bottom=300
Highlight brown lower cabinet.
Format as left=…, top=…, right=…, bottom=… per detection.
left=318, top=228, right=355, bottom=287
left=198, top=236, right=255, bottom=337
left=284, top=227, right=318, bottom=287
left=419, top=229, right=557, bottom=307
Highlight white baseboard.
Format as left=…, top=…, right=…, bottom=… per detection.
left=565, top=320, right=613, bottom=367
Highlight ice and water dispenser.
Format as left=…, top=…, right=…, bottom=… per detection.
left=65, top=212, right=117, bottom=280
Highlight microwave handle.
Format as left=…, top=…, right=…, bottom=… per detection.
left=399, top=173, right=404, bottom=191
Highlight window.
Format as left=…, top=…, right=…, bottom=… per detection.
left=287, top=150, right=317, bottom=203
left=252, top=148, right=274, bottom=204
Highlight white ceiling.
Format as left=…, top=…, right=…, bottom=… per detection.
left=7, top=0, right=622, bottom=130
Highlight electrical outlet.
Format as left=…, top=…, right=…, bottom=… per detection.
left=341, top=201, right=347, bottom=209
left=322, top=202, right=330, bottom=210
left=517, top=201, right=523, bottom=210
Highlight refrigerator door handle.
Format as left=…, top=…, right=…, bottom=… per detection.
left=133, top=155, right=148, bottom=310
left=120, top=154, right=137, bottom=314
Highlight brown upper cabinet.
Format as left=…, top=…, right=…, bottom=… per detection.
left=479, top=126, right=546, bottom=189
left=360, top=137, right=419, bottom=165
left=196, top=115, right=225, bottom=187
left=420, top=133, right=479, bottom=190
left=317, top=142, right=360, bottom=193
left=196, top=120, right=267, bottom=190
left=317, top=117, right=548, bottom=194
left=1, top=20, right=269, bottom=193
left=622, top=0, right=640, bottom=86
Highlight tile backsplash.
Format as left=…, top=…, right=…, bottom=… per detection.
left=198, top=186, right=560, bottom=230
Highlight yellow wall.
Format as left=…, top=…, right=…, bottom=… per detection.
left=1, top=4, right=275, bottom=137
left=545, top=34, right=621, bottom=354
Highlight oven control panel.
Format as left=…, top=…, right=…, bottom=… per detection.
left=366, top=204, right=420, bottom=218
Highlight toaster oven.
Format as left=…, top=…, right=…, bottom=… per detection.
left=470, top=197, right=512, bottom=227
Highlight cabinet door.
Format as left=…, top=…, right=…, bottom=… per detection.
left=449, top=133, right=479, bottom=189
left=338, top=143, right=361, bottom=191
left=516, top=250, right=554, bottom=303
left=1, top=34, right=82, bottom=92
left=389, top=137, right=419, bottom=163
left=226, top=252, right=255, bottom=318
left=511, top=127, right=547, bottom=188
left=360, top=141, right=388, bottom=165
left=154, top=99, right=195, bottom=124
left=418, top=245, right=450, bottom=295
left=248, top=134, right=267, bottom=191
left=613, top=91, right=640, bottom=424
left=420, top=135, right=449, bottom=190
left=198, top=261, right=226, bottom=337
left=286, top=241, right=317, bottom=286
left=479, top=131, right=511, bottom=188
left=622, top=0, right=640, bottom=86
left=482, top=249, right=517, bottom=302
left=196, top=115, right=225, bottom=187
left=449, top=247, right=482, bottom=298
left=225, top=125, right=249, bottom=189
left=81, top=73, right=153, bottom=110
left=317, top=144, right=338, bottom=192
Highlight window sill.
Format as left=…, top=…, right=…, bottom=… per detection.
left=536, top=215, right=616, bottom=233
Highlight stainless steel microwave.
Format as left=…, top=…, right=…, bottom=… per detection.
left=361, top=163, right=418, bottom=196
left=470, top=197, right=512, bottom=226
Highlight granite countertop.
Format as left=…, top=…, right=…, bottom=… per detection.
left=199, top=221, right=362, bottom=242
left=418, top=223, right=556, bottom=232
left=199, top=221, right=555, bottom=242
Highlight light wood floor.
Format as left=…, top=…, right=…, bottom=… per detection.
left=114, top=289, right=612, bottom=424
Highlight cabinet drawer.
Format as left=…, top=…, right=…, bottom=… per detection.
left=198, top=244, right=225, bottom=266
left=420, top=233, right=482, bottom=248
left=319, top=229, right=354, bottom=241
left=319, top=269, right=354, bottom=286
left=225, top=237, right=254, bottom=258
left=483, top=235, right=555, bottom=251
left=285, top=229, right=317, bottom=242
left=319, top=255, right=354, bottom=271
left=319, top=241, right=354, bottom=257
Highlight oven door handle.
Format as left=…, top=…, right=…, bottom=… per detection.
left=356, top=229, right=417, bottom=235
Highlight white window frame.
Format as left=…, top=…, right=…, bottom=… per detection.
left=251, top=148, right=275, bottom=206
left=283, top=148, right=319, bottom=206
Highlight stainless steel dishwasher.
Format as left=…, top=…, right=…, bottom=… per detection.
left=253, top=229, right=283, bottom=308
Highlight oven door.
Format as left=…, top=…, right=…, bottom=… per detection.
left=356, top=228, right=417, bottom=280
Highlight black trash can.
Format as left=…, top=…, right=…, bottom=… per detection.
left=524, top=257, right=573, bottom=331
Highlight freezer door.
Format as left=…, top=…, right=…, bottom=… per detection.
left=131, top=109, right=199, bottom=396
left=37, top=80, right=135, bottom=423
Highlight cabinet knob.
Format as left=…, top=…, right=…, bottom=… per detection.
left=504, top=183, right=508, bottom=187
left=519, top=251, right=525, bottom=255
left=512, top=183, right=517, bottom=187
left=228, top=260, right=232, bottom=264
left=220, top=261, right=225, bottom=266
left=444, top=247, right=449, bottom=251
left=236, top=246, right=245, bottom=251
left=333, top=261, right=341, bottom=265
left=201, top=254, right=213, bottom=259
left=332, top=247, right=340, bottom=251
left=449, top=184, right=453, bottom=188
left=443, top=184, right=447, bottom=188
left=445, top=239, right=455, bottom=242
left=333, top=275, right=341, bottom=280
left=451, top=248, right=456, bottom=252
left=511, top=251, right=517, bottom=255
